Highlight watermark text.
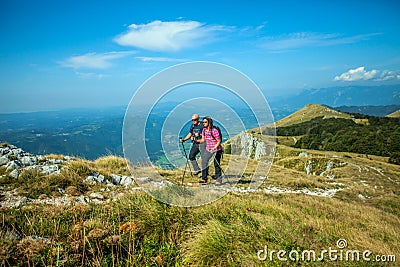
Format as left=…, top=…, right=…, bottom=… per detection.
left=257, top=239, right=396, bottom=263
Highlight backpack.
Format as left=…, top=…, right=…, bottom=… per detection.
left=210, top=125, right=224, bottom=156
left=210, top=126, right=222, bottom=141
left=190, top=123, right=203, bottom=142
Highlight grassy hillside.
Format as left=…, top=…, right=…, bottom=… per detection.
left=274, top=104, right=353, bottom=127
left=1, top=142, right=399, bottom=266
left=276, top=115, right=400, bottom=165
left=386, top=109, right=400, bottom=118
left=2, top=190, right=398, bottom=266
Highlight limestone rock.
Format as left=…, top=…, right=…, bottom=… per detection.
left=6, top=161, right=22, bottom=172
left=47, top=159, right=64, bottom=164
left=232, top=131, right=268, bottom=160
left=9, top=169, right=19, bottom=179
left=111, top=174, right=122, bottom=185
left=254, top=141, right=267, bottom=160
left=84, top=173, right=109, bottom=184
left=305, top=160, right=312, bottom=175
left=40, top=165, right=59, bottom=175
left=0, top=156, right=10, bottom=166
left=90, top=192, right=104, bottom=200
left=97, top=174, right=106, bottom=183
left=21, top=156, right=38, bottom=166
left=76, top=196, right=89, bottom=203
left=11, top=148, right=24, bottom=156
left=0, top=156, right=9, bottom=166
left=120, top=176, right=133, bottom=187
left=64, top=156, right=73, bottom=161
left=0, top=147, right=11, bottom=156
left=15, top=197, right=30, bottom=208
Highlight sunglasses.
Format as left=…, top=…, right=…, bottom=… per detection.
left=192, top=118, right=199, bottom=121
left=202, top=121, right=208, bottom=123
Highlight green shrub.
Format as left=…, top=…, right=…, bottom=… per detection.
left=389, top=152, right=400, bottom=165
left=278, top=116, right=400, bottom=157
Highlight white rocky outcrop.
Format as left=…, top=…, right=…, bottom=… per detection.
left=0, top=144, right=71, bottom=178
left=41, top=165, right=60, bottom=175
left=84, top=172, right=134, bottom=188
left=0, top=156, right=9, bottom=165
left=21, top=156, right=38, bottom=166
left=0, top=144, right=141, bottom=208
left=232, top=131, right=269, bottom=160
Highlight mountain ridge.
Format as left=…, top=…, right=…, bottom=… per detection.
left=274, top=104, right=352, bottom=127
left=335, top=104, right=400, bottom=117
left=270, top=84, right=400, bottom=110
left=387, top=109, right=400, bottom=118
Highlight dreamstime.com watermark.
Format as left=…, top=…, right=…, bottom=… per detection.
left=257, top=239, right=396, bottom=263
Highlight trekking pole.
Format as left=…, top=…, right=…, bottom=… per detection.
left=180, top=138, right=193, bottom=185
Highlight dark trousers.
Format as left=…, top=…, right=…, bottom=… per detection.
left=189, top=142, right=201, bottom=172
left=201, top=149, right=223, bottom=182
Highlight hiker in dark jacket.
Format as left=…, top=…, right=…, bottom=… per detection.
left=198, top=116, right=223, bottom=185
left=180, top=114, right=203, bottom=175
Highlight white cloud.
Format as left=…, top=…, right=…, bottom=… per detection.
left=114, top=20, right=230, bottom=52
left=75, top=71, right=108, bottom=79
left=374, top=70, right=397, bottom=81
left=261, top=32, right=381, bottom=51
left=136, top=56, right=188, bottom=62
left=334, top=66, right=378, bottom=81
left=60, top=51, right=136, bottom=69
left=334, top=66, right=400, bottom=82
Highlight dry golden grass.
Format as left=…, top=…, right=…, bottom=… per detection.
left=0, top=142, right=10, bottom=147
left=94, top=155, right=130, bottom=176
left=386, top=109, right=400, bottom=118
left=271, top=145, right=400, bottom=215
left=1, top=182, right=399, bottom=266
left=183, top=193, right=400, bottom=266
left=274, top=104, right=352, bottom=127
left=45, top=154, right=67, bottom=160
left=276, top=135, right=302, bottom=146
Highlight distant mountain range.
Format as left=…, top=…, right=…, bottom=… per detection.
left=270, top=84, right=399, bottom=109
left=334, top=105, right=400, bottom=117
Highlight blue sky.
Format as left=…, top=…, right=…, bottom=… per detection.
left=1, top=0, right=399, bottom=113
